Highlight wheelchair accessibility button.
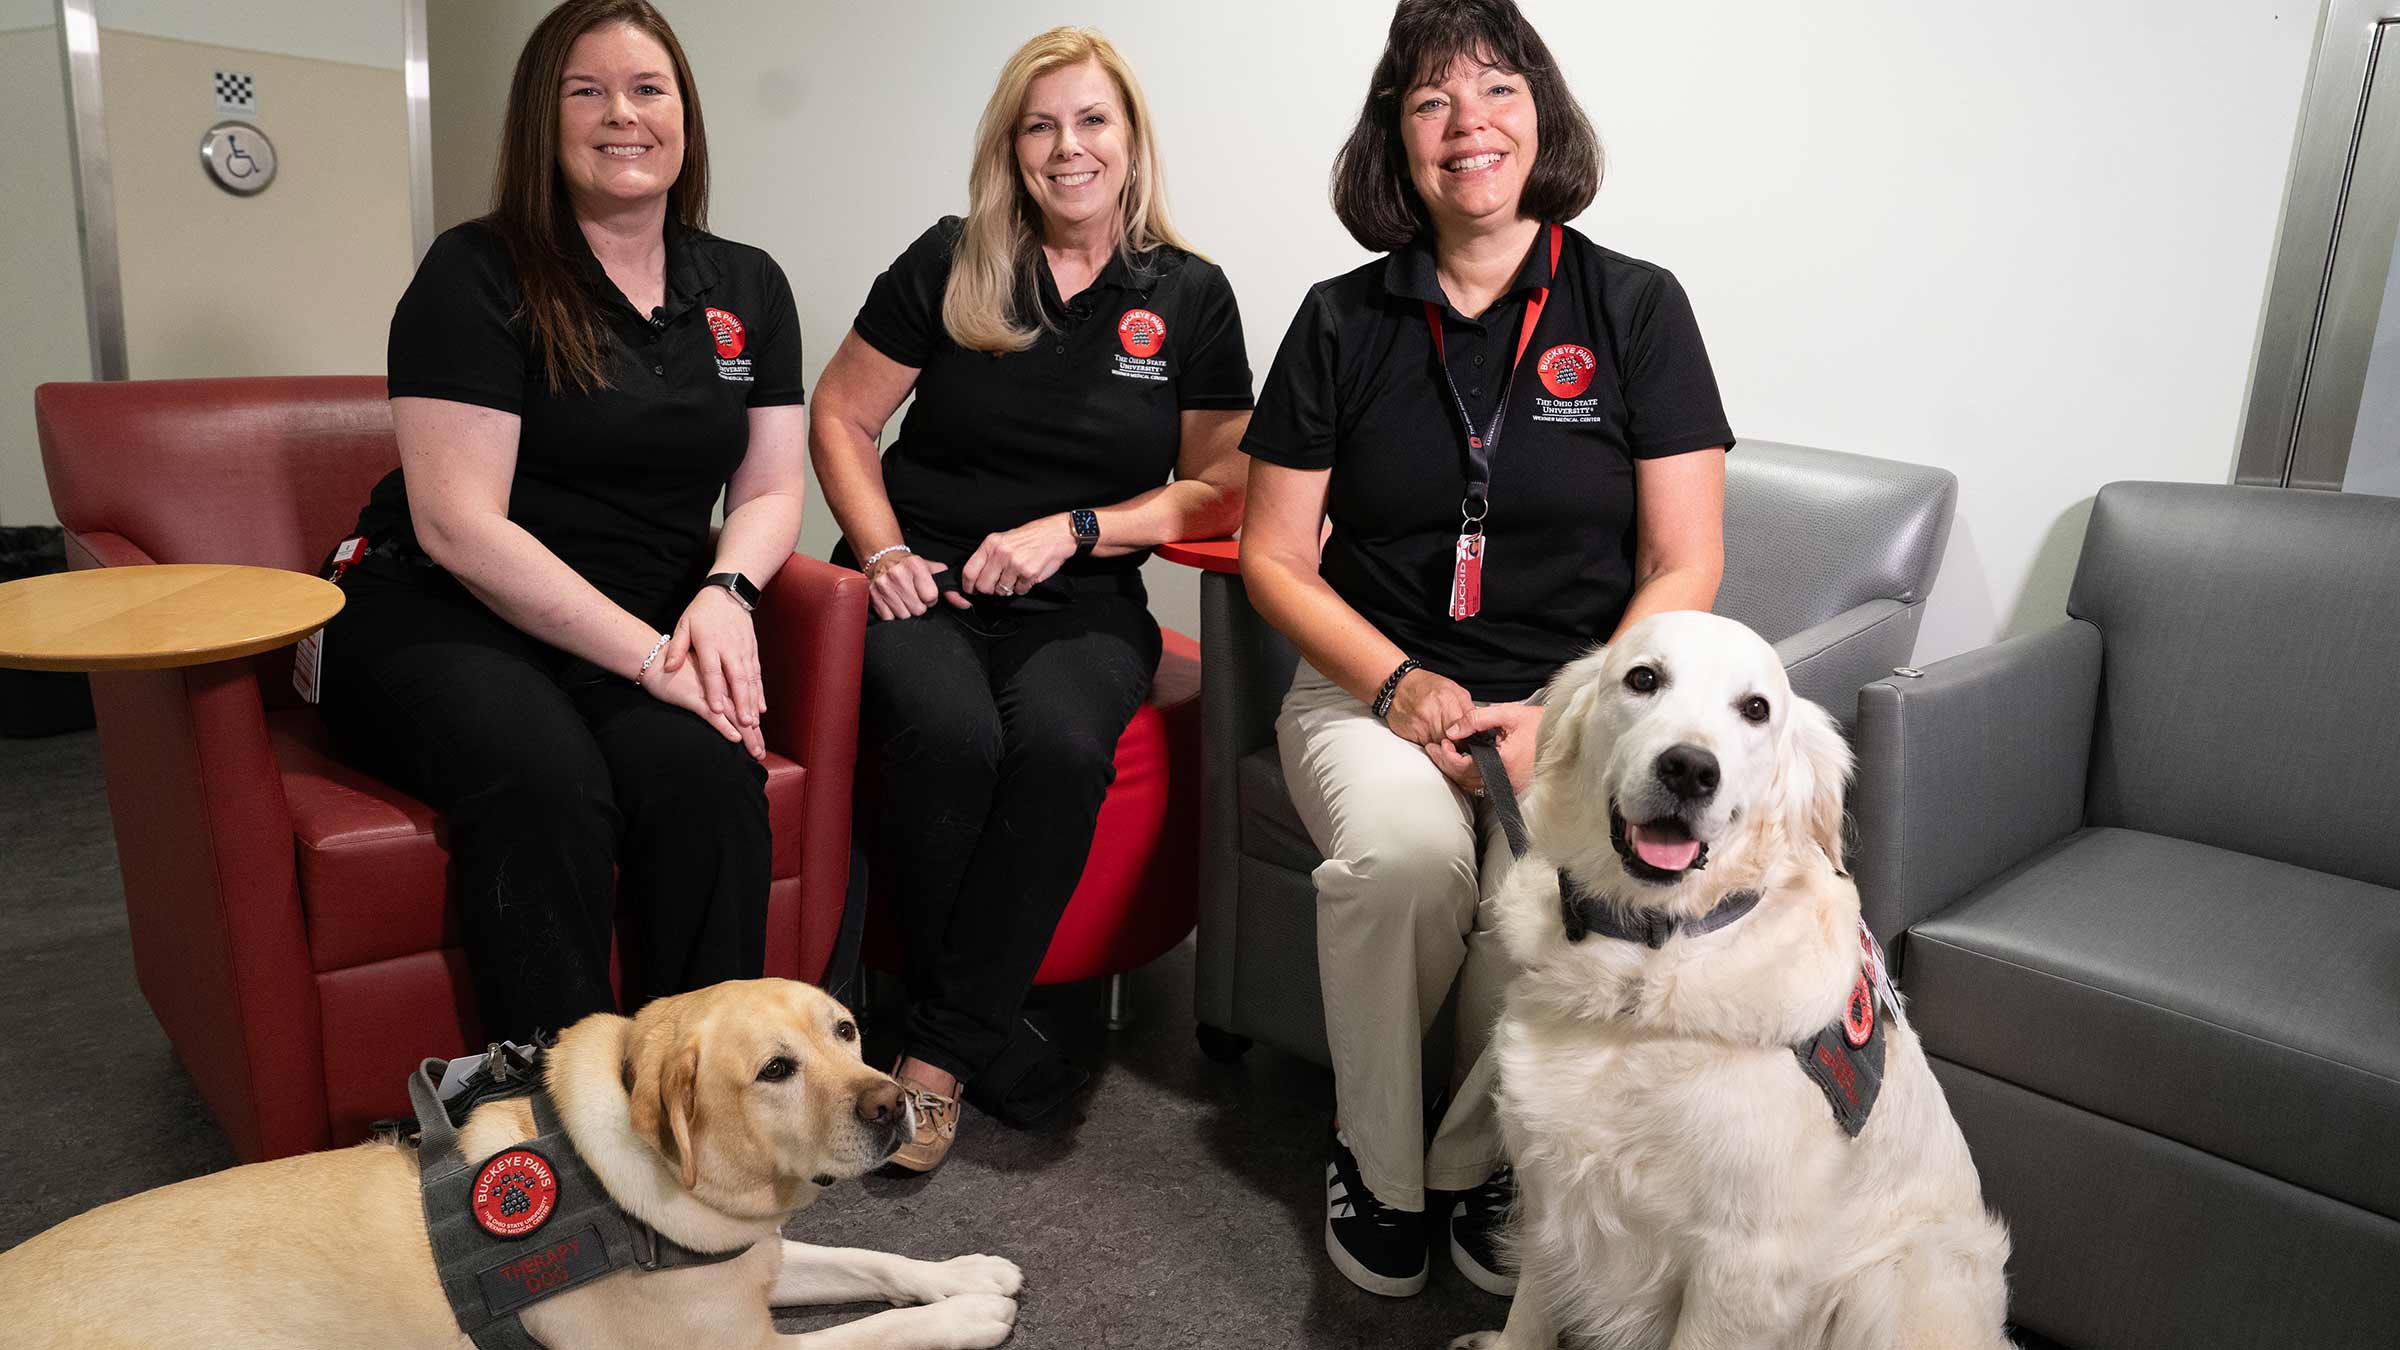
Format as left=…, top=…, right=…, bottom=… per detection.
left=200, top=121, right=278, bottom=196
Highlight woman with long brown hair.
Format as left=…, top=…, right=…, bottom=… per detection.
left=810, top=27, right=1252, bottom=1172
left=317, top=0, right=808, bottom=1043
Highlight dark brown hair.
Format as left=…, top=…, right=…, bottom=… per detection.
left=488, top=0, right=710, bottom=393
left=1330, top=0, right=1601, bottom=253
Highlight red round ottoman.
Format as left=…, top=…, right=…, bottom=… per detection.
left=864, top=628, right=1202, bottom=1016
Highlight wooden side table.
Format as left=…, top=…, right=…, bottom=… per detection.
left=0, top=564, right=343, bottom=672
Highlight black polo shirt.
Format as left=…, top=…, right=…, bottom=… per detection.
left=851, top=216, right=1253, bottom=576
left=357, top=219, right=806, bottom=631
left=1244, top=223, right=1733, bottom=702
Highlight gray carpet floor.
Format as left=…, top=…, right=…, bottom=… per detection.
left=0, top=727, right=2069, bottom=1348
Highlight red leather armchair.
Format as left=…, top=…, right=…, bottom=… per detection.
left=35, top=377, right=867, bottom=1162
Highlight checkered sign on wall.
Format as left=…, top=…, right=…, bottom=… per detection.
left=213, top=70, right=257, bottom=115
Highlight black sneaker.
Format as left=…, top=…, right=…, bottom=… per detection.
left=1448, top=1165, right=1518, bottom=1296
left=1325, top=1127, right=1428, bottom=1297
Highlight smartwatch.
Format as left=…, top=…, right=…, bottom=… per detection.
left=1069, top=508, right=1101, bottom=558
left=703, top=571, right=761, bottom=612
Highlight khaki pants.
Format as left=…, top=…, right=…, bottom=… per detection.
left=1277, top=662, right=1517, bottom=1212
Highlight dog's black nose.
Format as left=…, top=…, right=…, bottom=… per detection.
left=1654, top=744, right=1720, bottom=801
left=856, top=1081, right=902, bottom=1126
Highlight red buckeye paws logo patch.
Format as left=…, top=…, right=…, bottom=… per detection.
left=706, top=307, right=746, bottom=359
left=472, top=1149, right=560, bottom=1239
left=1117, top=309, right=1165, bottom=358
left=1537, top=343, right=1597, bottom=399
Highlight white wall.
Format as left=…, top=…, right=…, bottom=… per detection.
left=0, top=18, right=90, bottom=527
left=428, top=0, right=553, bottom=232
left=431, top=0, right=2320, bottom=657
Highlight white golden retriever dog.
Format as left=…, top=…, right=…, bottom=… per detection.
left=1452, top=612, right=2010, bottom=1350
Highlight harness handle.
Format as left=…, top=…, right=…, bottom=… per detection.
left=410, top=1055, right=465, bottom=1163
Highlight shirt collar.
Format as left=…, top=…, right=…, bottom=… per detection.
left=559, top=216, right=718, bottom=317
left=1382, top=221, right=1557, bottom=321
left=1034, top=243, right=1164, bottom=318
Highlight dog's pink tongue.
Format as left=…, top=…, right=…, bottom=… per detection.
left=1629, top=824, right=1700, bottom=872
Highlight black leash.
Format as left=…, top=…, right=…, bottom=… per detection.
left=1462, top=730, right=1530, bottom=860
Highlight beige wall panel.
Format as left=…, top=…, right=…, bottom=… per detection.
left=101, top=31, right=413, bottom=382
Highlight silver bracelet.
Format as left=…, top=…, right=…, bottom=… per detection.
left=634, top=632, right=671, bottom=686
left=860, top=543, right=913, bottom=574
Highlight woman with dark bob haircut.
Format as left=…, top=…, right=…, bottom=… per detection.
left=1240, top=0, right=1732, bottom=1298
left=318, top=0, right=809, bottom=1044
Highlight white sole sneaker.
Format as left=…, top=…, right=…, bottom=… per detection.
left=1325, top=1217, right=1429, bottom=1298
left=1448, top=1201, right=1519, bottom=1296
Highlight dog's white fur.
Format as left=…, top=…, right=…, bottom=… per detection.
left=0, top=979, right=1022, bottom=1349
left=1452, top=612, right=2010, bottom=1350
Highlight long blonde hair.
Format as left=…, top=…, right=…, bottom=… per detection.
left=944, top=28, right=1198, bottom=354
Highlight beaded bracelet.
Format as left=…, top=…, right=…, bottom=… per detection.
left=634, top=632, right=671, bottom=687
left=1371, top=658, right=1422, bottom=721
left=860, top=543, right=913, bottom=575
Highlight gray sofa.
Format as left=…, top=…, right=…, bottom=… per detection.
left=1853, top=482, right=2400, bottom=1349
left=1192, top=440, right=1958, bottom=1066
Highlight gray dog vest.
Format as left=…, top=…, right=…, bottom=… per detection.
left=407, top=1045, right=754, bottom=1348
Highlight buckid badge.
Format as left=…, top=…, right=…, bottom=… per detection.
left=1449, top=531, right=1485, bottom=620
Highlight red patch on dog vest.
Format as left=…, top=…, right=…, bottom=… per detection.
left=1843, top=974, right=1875, bottom=1048
left=471, top=1149, right=559, bottom=1239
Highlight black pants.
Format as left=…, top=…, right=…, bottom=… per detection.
left=317, top=559, right=770, bottom=1043
left=860, top=591, right=1160, bottom=1083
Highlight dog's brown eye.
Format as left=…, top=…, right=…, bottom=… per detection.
left=1741, top=695, right=1771, bottom=724
left=833, top=1019, right=857, bottom=1043
left=757, top=1056, right=796, bottom=1083
left=1625, top=665, right=1660, bottom=693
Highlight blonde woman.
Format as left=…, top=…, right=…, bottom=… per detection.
left=810, top=27, right=1252, bottom=1172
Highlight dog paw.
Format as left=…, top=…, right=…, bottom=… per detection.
left=927, top=1292, right=1018, bottom=1347
left=915, top=1253, right=1023, bottom=1301
left=1449, top=1334, right=1503, bottom=1349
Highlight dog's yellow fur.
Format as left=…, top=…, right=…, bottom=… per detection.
left=0, top=980, right=1023, bottom=1349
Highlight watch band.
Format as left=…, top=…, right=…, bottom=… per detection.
left=703, top=571, right=760, bottom=612
left=1070, top=508, right=1101, bottom=558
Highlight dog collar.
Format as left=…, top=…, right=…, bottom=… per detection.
left=1558, top=872, right=1761, bottom=948
left=408, top=1044, right=756, bottom=1348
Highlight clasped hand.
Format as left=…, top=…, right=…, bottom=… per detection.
left=642, top=586, right=765, bottom=760
left=1384, top=667, right=1541, bottom=796
left=863, top=515, right=1079, bottom=621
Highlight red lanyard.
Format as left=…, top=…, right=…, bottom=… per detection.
left=1421, top=221, right=1562, bottom=620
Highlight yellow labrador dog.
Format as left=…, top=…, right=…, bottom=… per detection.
left=1454, top=612, right=2010, bottom=1350
left=0, top=979, right=1022, bottom=1349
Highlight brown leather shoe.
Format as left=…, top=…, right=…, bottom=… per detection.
left=886, top=1073, right=961, bottom=1175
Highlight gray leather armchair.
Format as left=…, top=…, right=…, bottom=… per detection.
left=1192, top=440, right=1958, bottom=1066
left=1853, top=482, right=2400, bottom=1350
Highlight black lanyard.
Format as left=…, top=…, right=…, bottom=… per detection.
left=1421, top=221, right=1563, bottom=534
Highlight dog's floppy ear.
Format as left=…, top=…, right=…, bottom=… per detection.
left=1771, top=694, right=1854, bottom=871
left=628, top=1024, right=706, bottom=1192
left=1532, top=647, right=1609, bottom=795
